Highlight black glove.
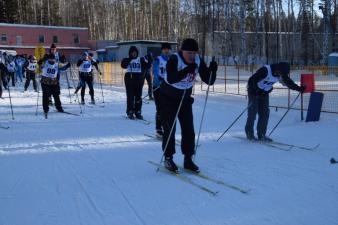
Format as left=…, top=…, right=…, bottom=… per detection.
left=209, top=61, right=218, bottom=73
left=186, top=63, right=197, bottom=73
left=298, top=85, right=306, bottom=93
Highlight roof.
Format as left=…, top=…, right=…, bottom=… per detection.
left=0, top=45, right=90, bottom=50
left=116, top=40, right=178, bottom=45
left=96, top=49, right=106, bottom=52
left=105, top=45, right=119, bottom=49
left=0, top=23, right=88, bottom=30
left=329, top=52, right=338, bottom=57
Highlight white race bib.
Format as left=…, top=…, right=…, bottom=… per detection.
left=165, top=53, right=200, bottom=90
left=257, top=65, right=279, bottom=92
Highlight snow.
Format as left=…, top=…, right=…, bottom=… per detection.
left=0, top=76, right=337, bottom=225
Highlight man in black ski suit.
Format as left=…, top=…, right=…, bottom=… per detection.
left=245, top=62, right=306, bottom=142
left=160, top=38, right=217, bottom=173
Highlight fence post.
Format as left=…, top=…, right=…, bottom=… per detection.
left=237, top=65, right=240, bottom=95
left=224, top=65, right=226, bottom=93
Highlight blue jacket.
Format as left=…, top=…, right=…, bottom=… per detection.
left=152, top=54, right=170, bottom=88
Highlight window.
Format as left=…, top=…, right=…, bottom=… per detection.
left=38, top=35, right=45, bottom=43
left=16, top=36, right=22, bottom=45
left=73, top=34, right=80, bottom=44
left=1, top=34, right=7, bottom=42
left=53, top=36, right=58, bottom=43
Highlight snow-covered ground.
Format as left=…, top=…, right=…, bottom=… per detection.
left=0, top=78, right=337, bottom=225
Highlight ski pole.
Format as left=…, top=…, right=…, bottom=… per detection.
left=7, top=86, right=14, bottom=120
left=35, top=82, right=40, bottom=116
left=268, top=92, right=301, bottom=137
left=194, top=57, right=216, bottom=159
left=98, top=73, right=105, bottom=103
left=194, top=2, right=217, bottom=159
left=157, top=89, right=187, bottom=171
left=65, top=70, right=72, bottom=103
left=70, top=65, right=83, bottom=114
left=216, top=102, right=253, bottom=142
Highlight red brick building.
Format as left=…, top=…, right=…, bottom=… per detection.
left=0, top=23, right=90, bottom=61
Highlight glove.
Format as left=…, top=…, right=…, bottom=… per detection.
left=209, top=61, right=218, bottom=73
left=186, top=63, right=197, bottom=74
left=298, top=85, right=306, bottom=93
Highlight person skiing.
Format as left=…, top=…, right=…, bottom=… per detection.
left=144, top=53, right=153, bottom=100
left=245, top=62, right=306, bottom=142
left=15, top=55, right=25, bottom=83
left=39, top=54, right=70, bottom=118
left=76, top=52, right=100, bottom=104
left=160, top=38, right=218, bottom=173
left=23, top=55, right=38, bottom=92
left=152, top=43, right=172, bottom=137
left=6, top=56, right=16, bottom=87
left=0, top=52, right=7, bottom=96
left=121, top=46, right=151, bottom=120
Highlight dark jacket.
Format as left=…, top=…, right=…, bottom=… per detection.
left=121, top=46, right=150, bottom=75
left=248, top=63, right=301, bottom=95
left=160, top=51, right=216, bottom=99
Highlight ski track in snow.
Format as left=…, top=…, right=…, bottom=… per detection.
left=0, top=81, right=338, bottom=225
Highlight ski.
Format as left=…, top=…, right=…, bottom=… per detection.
left=232, top=135, right=291, bottom=151
left=268, top=140, right=319, bottom=151
left=144, top=133, right=181, bottom=146
left=55, top=111, right=81, bottom=116
left=144, top=133, right=202, bottom=147
left=0, top=124, right=10, bottom=129
left=148, top=161, right=218, bottom=196
left=177, top=165, right=251, bottom=194
left=123, top=116, right=151, bottom=125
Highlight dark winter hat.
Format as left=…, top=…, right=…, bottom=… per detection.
left=181, top=38, right=199, bottom=51
left=50, top=43, right=57, bottom=49
left=129, top=46, right=139, bottom=57
left=88, top=52, right=94, bottom=57
left=277, top=62, right=290, bottom=76
left=161, top=43, right=172, bottom=50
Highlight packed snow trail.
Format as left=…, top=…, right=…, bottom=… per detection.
left=0, top=82, right=337, bottom=225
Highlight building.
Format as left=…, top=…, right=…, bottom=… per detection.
left=0, top=23, right=90, bottom=61
left=95, top=40, right=178, bottom=62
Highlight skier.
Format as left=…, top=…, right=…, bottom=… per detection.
left=245, top=62, right=306, bottom=142
left=23, top=55, right=38, bottom=92
left=6, top=56, right=16, bottom=87
left=76, top=52, right=100, bottom=104
left=15, top=55, right=25, bottom=83
left=144, top=53, right=153, bottom=100
left=152, top=43, right=172, bottom=137
left=0, top=52, right=7, bottom=96
left=121, top=46, right=151, bottom=119
left=39, top=54, right=70, bottom=118
left=160, top=38, right=218, bottom=173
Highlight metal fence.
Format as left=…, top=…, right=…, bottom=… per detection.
left=200, top=65, right=338, bottom=114
left=71, top=62, right=338, bottom=114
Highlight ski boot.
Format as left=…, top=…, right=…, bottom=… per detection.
left=164, top=156, right=178, bottom=173
left=245, top=131, right=257, bottom=141
left=90, top=97, right=95, bottom=105
left=44, top=112, right=48, bottom=119
left=135, top=112, right=143, bottom=120
left=127, top=111, right=134, bottom=120
left=184, top=156, right=200, bottom=173
left=258, top=135, right=273, bottom=143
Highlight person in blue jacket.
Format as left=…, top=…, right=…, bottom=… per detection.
left=152, top=43, right=172, bottom=137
